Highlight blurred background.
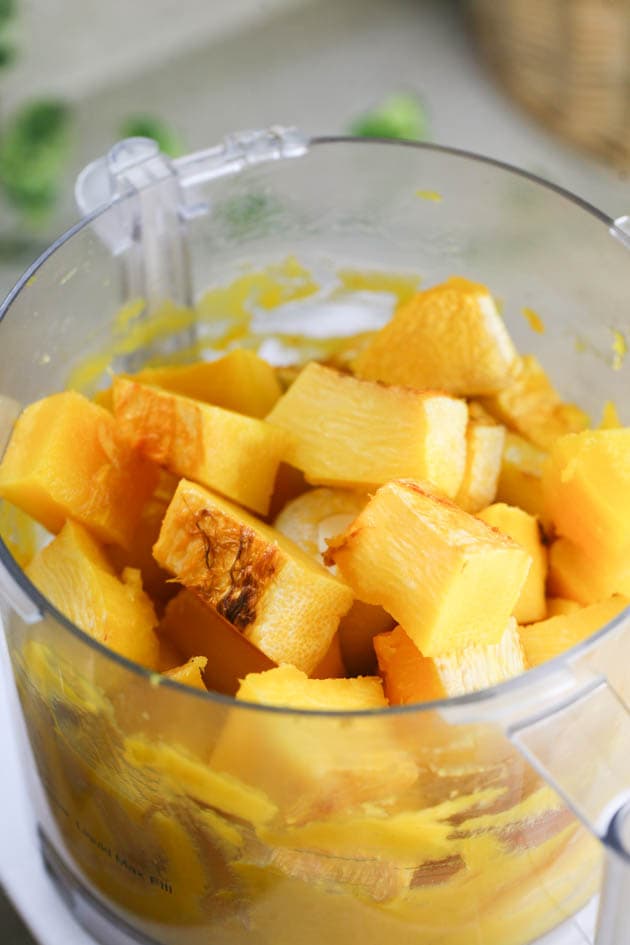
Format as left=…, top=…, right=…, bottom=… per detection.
left=0, top=0, right=629, bottom=297
left=1, top=0, right=630, bottom=937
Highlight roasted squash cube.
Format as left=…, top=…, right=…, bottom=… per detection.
left=236, top=664, right=386, bottom=710
left=375, top=620, right=524, bottom=704
left=519, top=596, right=629, bottom=667
left=273, top=486, right=392, bottom=675
left=163, top=655, right=208, bottom=691
left=326, top=480, right=531, bottom=656
left=211, top=665, right=417, bottom=821
left=25, top=520, right=160, bottom=668
left=477, top=503, right=547, bottom=623
left=545, top=596, right=582, bottom=617
left=266, top=362, right=468, bottom=497
left=495, top=431, right=547, bottom=516
left=158, top=588, right=275, bottom=695
left=455, top=404, right=505, bottom=513
left=108, top=470, right=178, bottom=608
left=116, top=349, right=282, bottom=418
left=352, top=277, right=517, bottom=396
left=0, top=391, right=158, bottom=548
left=113, top=377, right=288, bottom=515
left=153, top=479, right=353, bottom=674
left=542, top=429, right=630, bottom=558
left=548, top=537, right=630, bottom=606
left=479, top=355, right=589, bottom=450
left=274, top=486, right=367, bottom=562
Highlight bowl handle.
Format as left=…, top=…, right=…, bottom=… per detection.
left=510, top=673, right=630, bottom=945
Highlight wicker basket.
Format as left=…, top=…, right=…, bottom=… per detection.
left=470, top=0, right=630, bottom=167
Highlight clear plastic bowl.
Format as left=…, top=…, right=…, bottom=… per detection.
left=0, top=131, right=630, bottom=945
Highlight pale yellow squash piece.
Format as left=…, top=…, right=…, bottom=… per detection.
left=548, top=537, right=630, bottom=606
left=266, top=361, right=468, bottom=497
left=477, top=503, right=547, bottom=623
left=495, top=431, right=547, bottom=517
left=110, top=349, right=282, bottom=418
left=211, top=665, right=417, bottom=821
left=163, top=655, right=208, bottom=691
left=153, top=479, right=353, bottom=674
left=113, top=377, right=288, bottom=515
left=519, top=596, right=629, bottom=667
left=479, top=355, right=589, bottom=450
left=455, top=404, right=506, bottom=513
left=274, top=486, right=367, bottom=561
left=236, top=664, right=387, bottom=711
left=326, top=480, right=531, bottom=657
left=545, top=597, right=582, bottom=617
left=25, top=520, right=160, bottom=668
left=375, top=620, right=524, bottom=704
left=542, top=429, right=630, bottom=558
left=0, top=391, right=158, bottom=549
left=352, top=277, right=517, bottom=396
left=274, top=486, right=393, bottom=674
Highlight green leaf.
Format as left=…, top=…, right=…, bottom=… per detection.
left=0, top=40, right=15, bottom=68
left=0, top=99, right=73, bottom=219
left=0, top=0, right=16, bottom=25
left=349, top=93, right=428, bottom=142
left=119, top=115, right=183, bottom=157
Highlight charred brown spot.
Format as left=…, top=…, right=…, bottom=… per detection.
left=193, top=510, right=280, bottom=629
left=411, top=854, right=465, bottom=888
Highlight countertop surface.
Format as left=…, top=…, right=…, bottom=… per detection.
left=1, top=0, right=627, bottom=941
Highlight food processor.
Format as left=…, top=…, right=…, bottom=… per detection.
left=0, top=128, right=629, bottom=945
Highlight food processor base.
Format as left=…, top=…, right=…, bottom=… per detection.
left=39, top=829, right=156, bottom=945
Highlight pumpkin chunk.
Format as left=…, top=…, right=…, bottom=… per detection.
left=542, top=429, right=630, bottom=558
left=274, top=486, right=393, bottom=675
left=113, top=377, right=288, bottom=515
left=477, top=503, right=547, bottom=623
left=375, top=620, right=524, bottom=704
left=164, top=655, right=208, bottom=691
left=108, top=470, right=178, bottom=607
left=478, top=355, right=589, bottom=450
left=236, top=664, right=386, bottom=711
left=326, top=480, right=531, bottom=656
left=455, top=404, right=505, bottom=513
left=211, top=665, right=417, bottom=822
left=274, top=487, right=367, bottom=561
left=153, top=479, right=353, bottom=674
left=352, top=277, right=517, bottom=396
left=548, top=537, right=630, bottom=606
left=519, top=596, right=629, bottom=667
left=495, top=431, right=547, bottom=516
left=159, top=588, right=276, bottom=694
left=111, top=349, right=282, bottom=418
left=266, top=361, right=468, bottom=497
left=25, top=520, right=160, bottom=668
left=0, top=391, right=157, bottom=548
